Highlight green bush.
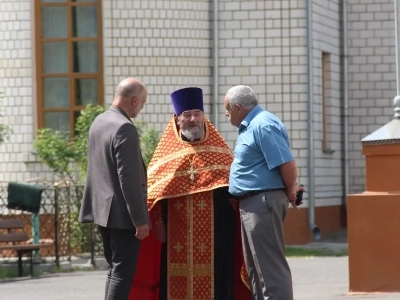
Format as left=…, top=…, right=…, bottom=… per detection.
left=34, top=129, right=77, bottom=183
left=135, top=120, right=160, bottom=167
left=0, top=119, right=11, bottom=145
left=34, top=104, right=160, bottom=183
left=74, top=104, right=106, bottom=182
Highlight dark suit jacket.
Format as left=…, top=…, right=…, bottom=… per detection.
left=79, top=105, right=150, bottom=230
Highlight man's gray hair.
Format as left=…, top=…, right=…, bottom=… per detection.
left=226, top=85, right=258, bottom=109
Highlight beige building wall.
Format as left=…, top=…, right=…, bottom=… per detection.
left=311, top=0, right=344, bottom=206
left=218, top=0, right=347, bottom=209
left=218, top=0, right=310, bottom=203
left=347, top=0, right=397, bottom=193
left=0, top=0, right=48, bottom=183
left=0, top=0, right=214, bottom=182
left=102, top=0, right=213, bottom=132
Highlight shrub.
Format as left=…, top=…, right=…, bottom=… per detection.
left=0, top=91, right=12, bottom=145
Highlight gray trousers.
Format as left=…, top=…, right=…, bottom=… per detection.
left=239, top=190, right=293, bottom=300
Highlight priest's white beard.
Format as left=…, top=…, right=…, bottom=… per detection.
left=180, top=122, right=205, bottom=141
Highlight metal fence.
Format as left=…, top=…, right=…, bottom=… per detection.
left=0, top=183, right=103, bottom=267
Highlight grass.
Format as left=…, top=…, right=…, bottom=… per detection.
left=0, top=269, right=18, bottom=279
left=0, top=268, right=42, bottom=280
left=285, top=247, right=348, bottom=257
left=73, top=266, right=91, bottom=272
left=0, top=264, right=93, bottom=280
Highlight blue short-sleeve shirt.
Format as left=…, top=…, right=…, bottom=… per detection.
left=229, top=105, right=294, bottom=196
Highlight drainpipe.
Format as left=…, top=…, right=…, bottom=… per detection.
left=306, top=0, right=321, bottom=240
left=212, top=0, right=219, bottom=129
left=343, top=0, right=350, bottom=204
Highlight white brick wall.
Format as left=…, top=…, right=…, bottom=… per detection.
left=347, top=0, right=397, bottom=193
left=0, top=0, right=49, bottom=183
left=311, top=0, right=344, bottom=206
left=219, top=0, right=312, bottom=204
left=102, top=0, right=213, bottom=132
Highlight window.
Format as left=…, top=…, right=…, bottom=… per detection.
left=321, top=52, right=334, bottom=153
left=35, top=0, right=103, bottom=135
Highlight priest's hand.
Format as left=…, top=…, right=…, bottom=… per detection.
left=155, top=222, right=166, bottom=243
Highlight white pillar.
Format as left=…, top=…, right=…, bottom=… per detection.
left=395, top=0, right=400, bottom=95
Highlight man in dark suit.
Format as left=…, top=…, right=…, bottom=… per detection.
left=79, top=77, right=151, bottom=300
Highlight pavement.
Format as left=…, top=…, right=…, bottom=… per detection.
left=290, top=256, right=400, bottom=300
left=1, top=256, right=400, bottom=300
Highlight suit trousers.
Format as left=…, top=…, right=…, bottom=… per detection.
left=239, top=190, right=293, bottom=300
left=98, top=226, right=141, bottom=300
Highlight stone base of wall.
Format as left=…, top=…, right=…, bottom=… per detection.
left=284, top=205, right=347, bottom=245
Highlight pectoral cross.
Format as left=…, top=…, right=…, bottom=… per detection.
left=187, top=164, right=198, bottom=181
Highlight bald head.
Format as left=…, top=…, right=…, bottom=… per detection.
left=114, top=78, right=146, bottom=100
left=113, top=78, right=147, bottom=118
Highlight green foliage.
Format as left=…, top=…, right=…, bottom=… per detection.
left=0, top=268, right=18, bottom=279
left=135, top=120, right=160, bottom=167
left=34, top=129, right=77, bottom=182
left=34, top=104, right=160, bottom=182
left=0, top=121, right=11, bottom=145
left=0, top=91, right=12, bottom=145
left=0, top=267, right=40, bottom=278
left=74, top=104, right=106, bottom=179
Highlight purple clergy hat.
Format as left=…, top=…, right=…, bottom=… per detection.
left=170, top=87, right=204, bottom=115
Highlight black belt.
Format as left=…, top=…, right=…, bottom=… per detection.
left=232, top=188, right=285, bottom=200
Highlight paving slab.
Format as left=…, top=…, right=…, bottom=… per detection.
left=290, top=257, right=400, bottom=299
left=1, top=256, right=399, bottom=300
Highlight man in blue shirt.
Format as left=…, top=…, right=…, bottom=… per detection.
left=224, top=85, right=299, bottom=300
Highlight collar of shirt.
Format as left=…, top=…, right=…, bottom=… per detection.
left=239, top=104, right=263, bottom=132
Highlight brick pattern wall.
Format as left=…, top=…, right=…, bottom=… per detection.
left=347, top=0, right=397, bottom=193
left=311, top=0, right=344, bottom=206
left=0, top=0, right=48, bottom=183
left=218, top=0, right=310, bottom=200
left=102, top=0, right=213, bottom=132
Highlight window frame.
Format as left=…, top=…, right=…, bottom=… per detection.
left=321, top=51, right=334, bottom=154
left=34, top=0, right=104, bottom=136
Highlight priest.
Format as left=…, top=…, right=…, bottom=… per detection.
left=128, top=87, right=251, bottom=300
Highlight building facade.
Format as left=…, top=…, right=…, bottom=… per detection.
left=0, top=0, right=397, bottom=244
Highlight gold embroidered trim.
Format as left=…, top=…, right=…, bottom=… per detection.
left=148, top=165, right=231, bottom=195
left=169, top=264, right=213, bottom=276
left=148, top=146, right=233, bottom=175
